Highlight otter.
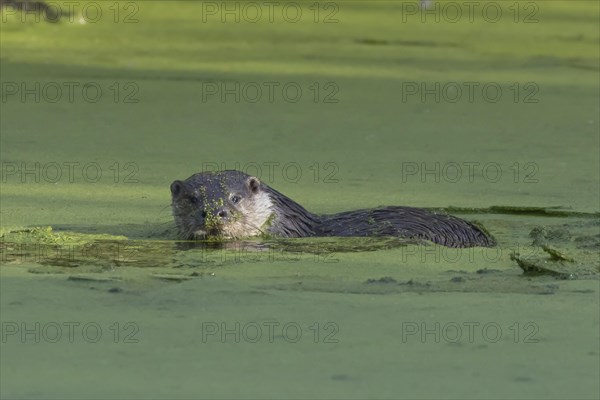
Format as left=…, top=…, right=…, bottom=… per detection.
left=170, top=170, right=495, bottom=248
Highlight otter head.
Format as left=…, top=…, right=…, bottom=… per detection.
left=170, top=170, right=274, bottom=240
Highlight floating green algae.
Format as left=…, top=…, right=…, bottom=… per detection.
left=1, top=226, right=128, bottom=245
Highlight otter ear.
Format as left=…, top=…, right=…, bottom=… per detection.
left=246, top=177, right=261, bottom=195
left=170, top=180, right=184, bottom=197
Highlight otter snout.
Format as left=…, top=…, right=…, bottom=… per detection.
left=200, top=207, right=230, bottom=219
left=199, top=209, right=228, bottom=219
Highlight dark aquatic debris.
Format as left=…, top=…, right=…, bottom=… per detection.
left=510, top=253, right=575, bottom=280
left=514, top=223, right=600, bottom=279
left=354, top=38, right=458, bottom=48
left=365, top=276, right=397, bottom=284
left=476, top=268, right=502, bottom=274
left=151, top=274, right=197, bottom=282
left=541, top=245, right=575, bottom=263
left=440, top=205, right=599, bottom=218
left=67, top=275, right=122, bottom=283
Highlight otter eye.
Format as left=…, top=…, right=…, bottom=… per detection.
left=231, top=195, right=241, bottom=204
left=189, top=196, right=198, bottom=204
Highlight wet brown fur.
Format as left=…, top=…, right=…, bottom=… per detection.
left=171, top=170, right=495, bottom=248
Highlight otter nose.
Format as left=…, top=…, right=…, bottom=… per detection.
left=200, top=209, right=227, bottom=219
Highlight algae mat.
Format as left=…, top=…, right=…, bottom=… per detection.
left=1, top=1, right=599, bottom=399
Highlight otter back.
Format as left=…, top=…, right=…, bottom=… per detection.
left=315, top=206, right=495, bottom=248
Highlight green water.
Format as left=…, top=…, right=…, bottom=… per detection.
left=1, top=1, right=599, bottom=399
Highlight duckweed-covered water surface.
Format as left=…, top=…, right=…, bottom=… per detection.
left=1, top=1, right=599, bottom=399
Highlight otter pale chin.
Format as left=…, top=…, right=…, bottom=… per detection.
left=170, top=170, right=495, bottom=248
